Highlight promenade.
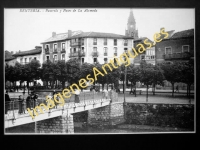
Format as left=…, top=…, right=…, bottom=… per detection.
left=7, top=88, right=194, bottom=105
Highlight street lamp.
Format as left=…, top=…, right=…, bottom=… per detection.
left=124, top=66, right=127, bottom=104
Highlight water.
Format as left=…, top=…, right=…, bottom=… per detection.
left=5, top=122, right=191, bottom=134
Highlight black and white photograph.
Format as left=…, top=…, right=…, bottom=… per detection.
left=4, top=8, right=195, bottom=134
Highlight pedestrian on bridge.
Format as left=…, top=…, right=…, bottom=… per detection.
left=5, top=90, right=11, bottom=114
left=74, top=89, right=80, bottom=103
left=102, top=88, right=108, bottom=99
left=18, top=95, right=23, bottom=114
left=26, top=93, right=32, bottom=109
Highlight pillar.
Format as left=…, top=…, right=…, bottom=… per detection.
left=36, top=113, right=74, bottom=134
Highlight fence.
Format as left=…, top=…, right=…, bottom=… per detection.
left=5, top=91, right=119, bottom=119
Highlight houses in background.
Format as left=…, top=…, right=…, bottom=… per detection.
left=155, top=29, right=194, bottom=64
left=41, top=30, right=134, bottom=65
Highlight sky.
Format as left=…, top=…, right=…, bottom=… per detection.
left=4, top=8, right=195, bottom=53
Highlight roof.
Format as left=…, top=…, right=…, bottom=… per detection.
left=71, top=31, right=132, bottom=39
left=5, top=51, right=16, bottom=61
left=42, top=31, right=133, bottom=43
left=170, top=29, right=194, bottom=39
left=134, top=37, right=155, bottom=47
left=12, top=49, right=42, bottom=57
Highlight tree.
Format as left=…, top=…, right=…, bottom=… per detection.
left=40, top=60, right=55, bottom=89
left=139, top=60, right=155, bottom=102
left=19, top=59, right=41, bottom=93
left=179, top=60, right=194, bottom=102
left=152, top=64, right=165, bottom=95
left=160, top=61, right=183, bottom=97
left=53, top=60, right=68, bottom=89
left=127, top=64, right=141, bottom=97
left=66, top=58, right=81, bottom=85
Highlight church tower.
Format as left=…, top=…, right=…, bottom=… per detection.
left=125, top=9, right=138, bottom=39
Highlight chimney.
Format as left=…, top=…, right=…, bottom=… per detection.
left=68, top=30, right=72, bottom=38
left=160, top=27, right=165, bottom=32
left=35, top=46, right=42, bottom=50
left=52, top=32, right=56, bottom=37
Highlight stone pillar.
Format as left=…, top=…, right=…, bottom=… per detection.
left=87, top=102, right=125, bottom=126
left=36, top=113, right=74, bottom=134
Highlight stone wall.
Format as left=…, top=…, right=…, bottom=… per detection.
left=125, top=103, right=194, bottom=129
left=36, top=114, right=74, bottom=133
left=88, top=102, right=125, bottom=126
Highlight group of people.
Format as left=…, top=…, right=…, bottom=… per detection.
left=18, top=91, right=39, bottom=114
left=5, top=90, right=39, bottom=115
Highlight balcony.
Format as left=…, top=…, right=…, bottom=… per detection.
left=104, top=53, right=108, bottom=56
left=53, top=50, right=58, bottom=54
left=164, top=52, right=191, bottom=60
left=92, top=51, right=99, bottom=57
left=70, top=41, right=81, bottom=47
left=45, top=48, right=50, bottom=54
left=79, top=51, right=85, bottom=57
left=114, top=52, right=117, bottom=56
left=61, top=49, right=66, bottom=53
left=69, top=52, right=79, bottom=58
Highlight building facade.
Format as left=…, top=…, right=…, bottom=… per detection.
left=155, top=29, right=194, bottom=64
left=41, top=30, right=134, bottom=65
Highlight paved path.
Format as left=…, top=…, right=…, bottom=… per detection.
left=118, top=93, right=194, bottom=104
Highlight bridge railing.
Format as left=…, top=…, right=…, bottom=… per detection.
left=5, top=91, right=116, bottom=119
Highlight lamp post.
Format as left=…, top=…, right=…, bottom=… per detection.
left=124, top=66, right=127, bottom=104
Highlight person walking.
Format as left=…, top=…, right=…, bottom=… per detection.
left=33, top=93, right=38, bottom=108
left=21, top=96, right=26, bottom=114
left=26, top=93, right=32, bottom=109
left=18, top=95, right=23, bottom=114
left=74, top=89, right=80, bottom=103
left=175, top=85, right=179, bottom=93
left=102, top=88, right=108, bottom=99
left=5, top=90, right=11, bottom=114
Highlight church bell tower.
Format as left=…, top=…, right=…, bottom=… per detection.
left=125, top=9, right=138, bottom=39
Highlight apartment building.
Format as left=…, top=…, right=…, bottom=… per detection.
left=41, top=30, right=134, bottom=65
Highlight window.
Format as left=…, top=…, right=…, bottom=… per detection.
left=46, top=56, right=49, bottom=60
left=45, top=45, right=49, bottom=52
left=34, top=57, right=37, bottom=60
left=124, top=40, right=128, bottom=46
left=182, top=45, right=189, bottom=53
left=62, top=43, right=65, bottom=50
left=93, top=58, right=97, bottom=63
left=93, top=47, right=97, bottom=52
left=29, top=57, right=32, bottom=62
left=54, top=44, right=57, bottom=52
left=20, top=58, right=23, bottom=63
left=165, top=47, right=172, bottom=54
left=25, top=58, right=27, bottom=64
left=141, top=55, right=145, bottom=60
left=62, top=54, right=65, bottom=60
left=81, top=39, right=84, bottom=45
left=104, top=47, right=108, bottom=53
left=93, top=38, right=97, bottom=45
left=114, top=39, right=117, bottom=46
left=104, top=58, right=108, bottom=63
left=131, top=32, right=134, bottom=37
left=114, top=47, right=117, bottom=53
left=74, top=48, right=76, bottom=53
left=81, top=47, right=84, bottom=52
left=124, top=48, right=128, bottom=53
left=82, top=58, right=84, bottom=64
left=104, top=38, right=107, bottom=45
left=54, top=55, right=57, bottom=62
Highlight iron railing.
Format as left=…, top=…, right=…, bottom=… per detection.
left=5, top=91, right=118, bottom=119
